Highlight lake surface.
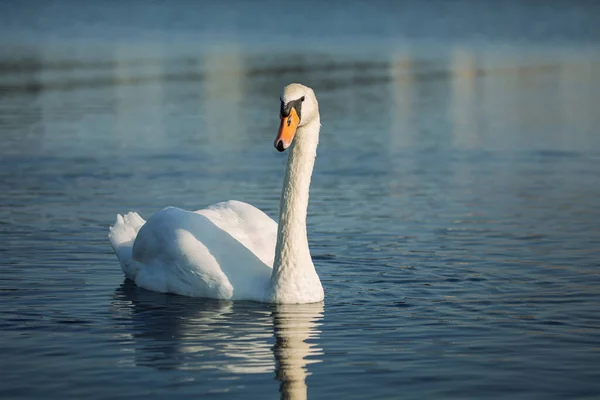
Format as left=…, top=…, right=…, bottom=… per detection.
left=1, top=1, right=600, bottom=399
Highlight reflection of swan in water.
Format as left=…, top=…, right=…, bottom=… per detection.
left=112, top=280, right=273, bottom=373
left=112, top=281, right=323, bottom=398
left=273, top=304, right=324, bottom=400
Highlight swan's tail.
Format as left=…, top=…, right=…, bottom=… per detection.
left=108, top=212, right=146, bottom=281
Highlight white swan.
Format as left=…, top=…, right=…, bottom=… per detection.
left=109, top=83, right=324, bottom=304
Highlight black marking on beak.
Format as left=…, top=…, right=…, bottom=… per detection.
left=280, top=98, right=303, bottom=120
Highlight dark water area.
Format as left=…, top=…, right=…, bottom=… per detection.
left=1, top=1, right=600, bottom=399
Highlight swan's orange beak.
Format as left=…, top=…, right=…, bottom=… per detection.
left=274, top=107, right=300, bottom=152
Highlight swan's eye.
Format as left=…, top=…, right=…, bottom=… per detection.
left=300, top=96, right=305, bottom=102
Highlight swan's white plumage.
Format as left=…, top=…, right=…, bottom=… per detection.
left=109, top=201, right=277, bottom=302
left=108, top=211, right=145, bottom=281
left=109, top=83, right=324, bottom=304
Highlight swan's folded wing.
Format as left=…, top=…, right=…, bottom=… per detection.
left=129, top=204, right=276, bottom=300
left=198, top=200, right=278, bottom=268
left=130, top=207, right=234, bottom=298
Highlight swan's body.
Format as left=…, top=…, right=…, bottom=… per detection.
left=109, top=83, right=324, bottom=304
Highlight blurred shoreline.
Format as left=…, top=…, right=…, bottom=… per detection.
left=1, top=0, right=599, bottom=49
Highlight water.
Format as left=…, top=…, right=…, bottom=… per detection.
left=1, top=1, right=600, bottom=399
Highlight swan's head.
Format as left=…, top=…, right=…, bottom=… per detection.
left=274, top=83, right=318, bottom=152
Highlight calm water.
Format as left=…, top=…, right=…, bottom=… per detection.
left=2, top=1, right=600, bottom=399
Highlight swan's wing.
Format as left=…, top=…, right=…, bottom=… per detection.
left=129, top=207, right=231, bottom=298
left=197, top=200, right=278, bottom=268
left=128, top=202, right=276, bottom=300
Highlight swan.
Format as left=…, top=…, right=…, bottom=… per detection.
left=109, top=83, right=324, bottom=304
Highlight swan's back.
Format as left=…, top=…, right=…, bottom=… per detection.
left=111, top=201, right=278, bottom=301
left=197, top=201, right=278, bottom=267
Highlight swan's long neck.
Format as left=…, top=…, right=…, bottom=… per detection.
left=270, top=117, right=323, bottom=303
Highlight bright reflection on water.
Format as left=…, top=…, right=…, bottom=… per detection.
left=112, top=282, right=323, bottom=400
left=1, top=1, right=600, bottom=399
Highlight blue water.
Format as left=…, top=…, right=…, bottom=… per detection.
left=1, top=1, right=600, bottom=399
